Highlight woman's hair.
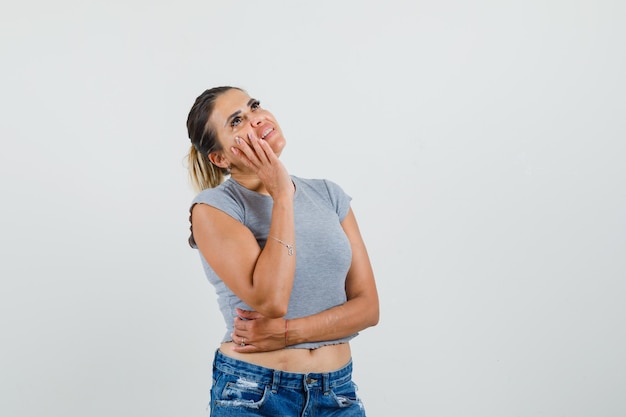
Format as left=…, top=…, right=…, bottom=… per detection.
left=186, top=86, right=244, bottom=192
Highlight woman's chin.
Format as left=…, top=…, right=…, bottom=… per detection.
left=270, top=137, right=286, bottom=156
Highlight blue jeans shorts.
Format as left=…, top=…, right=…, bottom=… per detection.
left=209, top=349, right=366, bottom=416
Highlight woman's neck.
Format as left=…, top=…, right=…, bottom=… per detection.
left=230, top=173, right=270, bottom=195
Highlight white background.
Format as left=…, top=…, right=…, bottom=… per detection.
left=1, top=1, right=625, bottom=416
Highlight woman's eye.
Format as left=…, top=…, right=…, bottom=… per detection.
left=251, top=100, right=260, bottom=110
left=231, top=116, right=242, bottom=127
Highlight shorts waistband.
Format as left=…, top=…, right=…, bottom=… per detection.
left=213, top=349, right=353, bottom=392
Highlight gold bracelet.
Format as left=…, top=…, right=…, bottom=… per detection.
left=268, top=235, right=295, bottom=256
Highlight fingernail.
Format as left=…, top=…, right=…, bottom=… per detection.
left=235, top=137, right=241, bottom=145
left=231, top=147, right=238, bottom=154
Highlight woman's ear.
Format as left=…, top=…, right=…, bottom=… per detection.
left=208, top=151, right=230, bottom=169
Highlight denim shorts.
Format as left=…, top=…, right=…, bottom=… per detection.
left=209, top=349, right=366, bottom=416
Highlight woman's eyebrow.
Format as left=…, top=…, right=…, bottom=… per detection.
left=224, top=98, right=258, bottom=127
left=224, top=110, right=241, bottom=127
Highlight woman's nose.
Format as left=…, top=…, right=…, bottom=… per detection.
left=250, top=116, right=263, bottom=126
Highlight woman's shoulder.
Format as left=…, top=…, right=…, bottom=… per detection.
left=189, top=179, right=249, bottom=226
left=190, top=180, right=251, bottom=220
left=292, top=175, right=343, bottom=192
left=293, top=176, right=348, bottom=197
left=292, top=176, right=351, bottom=219
left=191, top=179, right=240, bottom=204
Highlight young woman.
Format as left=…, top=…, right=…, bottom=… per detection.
left=186, top=86, right=379, bottom=416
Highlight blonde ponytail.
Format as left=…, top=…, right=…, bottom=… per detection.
left=187, top=145, right=227, bottom=193
left=186, top=86, right=243, bottom=193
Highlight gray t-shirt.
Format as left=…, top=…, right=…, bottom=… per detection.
left=189, top=175, right=357, bottom=349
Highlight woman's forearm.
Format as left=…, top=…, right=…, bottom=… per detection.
left=286, top=295, right=379, bottom=346
left=251, top=195, right=296, bottom=318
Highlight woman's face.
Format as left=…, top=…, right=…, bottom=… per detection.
left=208, top=89, right=286, bottom=163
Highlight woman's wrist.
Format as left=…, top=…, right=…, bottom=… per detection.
left=284, top=317, right=304, bottom=346
left=270, top=179, right=295, bottom=201
left=271, top=189, right=295, bottom=204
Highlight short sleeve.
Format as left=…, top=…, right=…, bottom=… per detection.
left=188, top=186, right=245, bottom=248
left=323, top=179, right=352, bottom=222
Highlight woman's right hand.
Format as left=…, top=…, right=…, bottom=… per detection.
left=231, top=132, right=293, bottom=199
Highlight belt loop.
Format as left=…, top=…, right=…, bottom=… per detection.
left=322, top=372, right=330, bottom=394
left=271, top=370, right=280, bottom=393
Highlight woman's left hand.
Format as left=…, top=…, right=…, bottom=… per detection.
left=231, top=308, right=287, bottom=353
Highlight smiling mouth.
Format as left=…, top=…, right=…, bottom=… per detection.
left=261, top=128, right=274, bottom=139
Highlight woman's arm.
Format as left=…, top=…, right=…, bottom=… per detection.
left=192, top=134, right=296, bottom=318
left=231, top=207, right=379, bottom=352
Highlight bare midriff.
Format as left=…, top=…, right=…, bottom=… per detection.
left=219, top=342, right=352, bottom=373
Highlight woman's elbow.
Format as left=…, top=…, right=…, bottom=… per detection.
left=261, top=306, right=288, bottom=319
left=256, top=298, right=289, bottom=319
left=368, top=304, right=380, bottom=327
left=354, top=296, right=379, bottom=328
